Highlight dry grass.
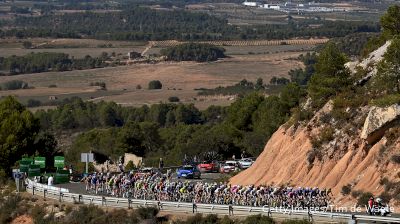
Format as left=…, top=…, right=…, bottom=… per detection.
left=0, top=49, right=307, bottom=109
left=0, top=38, right=147, bottom=58
left=0, top=47, right=145, bottom=58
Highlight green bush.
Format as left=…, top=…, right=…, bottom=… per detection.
left=148, top=80, right=162, bottom=90
left=168, top=96, right=180, bottom=102
left=379, top=192, right=392, bottom=203
left=0, top=194, right=24, bottom=223
left=310, top=126, right=334, bottom=149
left=391, top=154, right=400, bottom=164
left=356, top=192, right=373, bottom=206
left=351, top=190, right=361, bottom=198
left=320, top=126, right=335, bottom=142
left=135, top=206, right=159, bottom=220
left=161, top=43, right=225, bottom=62
left=241, top=215, right=275, bottom=224
left=370, top=94, right=400, bottom=107
left=379, top=177, right=389, bottom=186
left=27, top=99, right=42, bottom=107
left=30, top=205, right=52, bottom=224
left=341, top=184, right=352, bottom=195
left=22, top=41, right=32, bottom=49
left=181, top=214, right=223, bottom=224
left=306, top=148, right=322, bottom=165
left=0, top=80, right=29, bottom=90
left=125, top=160, right=136, bottom=171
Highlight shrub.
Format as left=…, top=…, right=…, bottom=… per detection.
left=282, top=220, right=311, bottom=224
left=30, top=205, right=50, bottom=223
left=341, top=184, right=352, bottom=195
left=26, top=99, right=41, bottom=107
left=136, top=84, right=142, bottom=90
left=385, top=127, right=400, bottom=146
left=379, top=192, right=392, bottom=203
left=307, top=148, right=322, bottom=164
left=0, top=80, right=29, bottom=90
left=48, top=84, right=57, bottom=88
left=125, top=160, right=136, bottom=171
left=320, top=126, right=335, bottom=142
left=65, top=205, right=105, bottom=223
left=148, top=80, right=162, bottom=90
left=0, top=169, right=7, bottom=185
left=90, top=81, right=106, bottom=89
left=357, top=192, right=373, bottom=206
left=135, top=206, right=159, bottom=220
left=319, top=113, right=332, bottom=124
left=22, top=41, right=32, bottom=49
left=379, top=177, right=389, bottom=186
left=383, top=180, right=396, bottom=192
left=310, top=126, right=335, bottom=149
left=0, top=194, right=23, bottom=223
left=168, top=96, right=180, bottom=102
left=391, top=154, right=400, bottom=164
left=370, top=94, right=400, bottom=107
left=183, top=214, right=212, bottom=224
left=242, top=215, right=274, bottom=224
left=160, top=43, right=225, bottom=62
left=351, top=190, right=361, bottom=198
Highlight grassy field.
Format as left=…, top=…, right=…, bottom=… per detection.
left=0, top=39, right=317, bottom=109
left=0, top=47, right=146, bottom=58
left=0, top=38, right=147, bottom=58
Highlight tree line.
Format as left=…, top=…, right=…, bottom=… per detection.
left=0, top=52, right=110, bottom=75
left=31, top=78, right=304, bottom=167
left=160, top=43, right=225, bottom=62
left=0, top=6, right=380, bottom=41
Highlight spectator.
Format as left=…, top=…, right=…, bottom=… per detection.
left=159, top=158, right=164, bottom=171
left=48, top=175, right=54, bottom=186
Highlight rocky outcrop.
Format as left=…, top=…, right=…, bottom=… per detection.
left=346, top=40, right=392, bottom=86
left=230, top=99, right=400, bottom=207
left=361, top=104, right=400, bottom=144
left=124, top=153, right=143, bottom=167
left=230, top=124, right=400, bottom=206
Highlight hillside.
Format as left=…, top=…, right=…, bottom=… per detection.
left=231, top=36, right=400, bottom=207
left=230, top=104, right=400, bottom=207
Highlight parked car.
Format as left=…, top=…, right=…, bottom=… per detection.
left=238, top=158, right=254, bottom=169
left=197, top=161, right=219, bottom=173
left=219, top=161, right=239, bottom=173
left=177, top=165, right=201, bottom=179
left=135, top=167, right=154, bottom=177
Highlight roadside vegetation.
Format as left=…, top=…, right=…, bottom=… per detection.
left=0, top=188, right=312, bottom=224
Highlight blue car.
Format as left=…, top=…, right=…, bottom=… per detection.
left=176, top=165, right=201, bottom=179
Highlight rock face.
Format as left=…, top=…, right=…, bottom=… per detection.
left=124, top=153, right=143, bottom=167
left=230, top=125, right=400, bottom=206
left=346, top=40, right=391, bottom=72
left=345, top=40, right=392, bottom=86
left=361, top=104, right=400, bottom=144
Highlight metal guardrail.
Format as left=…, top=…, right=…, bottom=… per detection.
left=25, top=179, right=400, bottom=223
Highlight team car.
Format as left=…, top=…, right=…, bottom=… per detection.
left=238, top=158, right=254, bottom=169
left=197, top=161, right=219, bottom=173
left=219, top=161, right=239, bottom=173
left=176, top=165, right=201, bottom=179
